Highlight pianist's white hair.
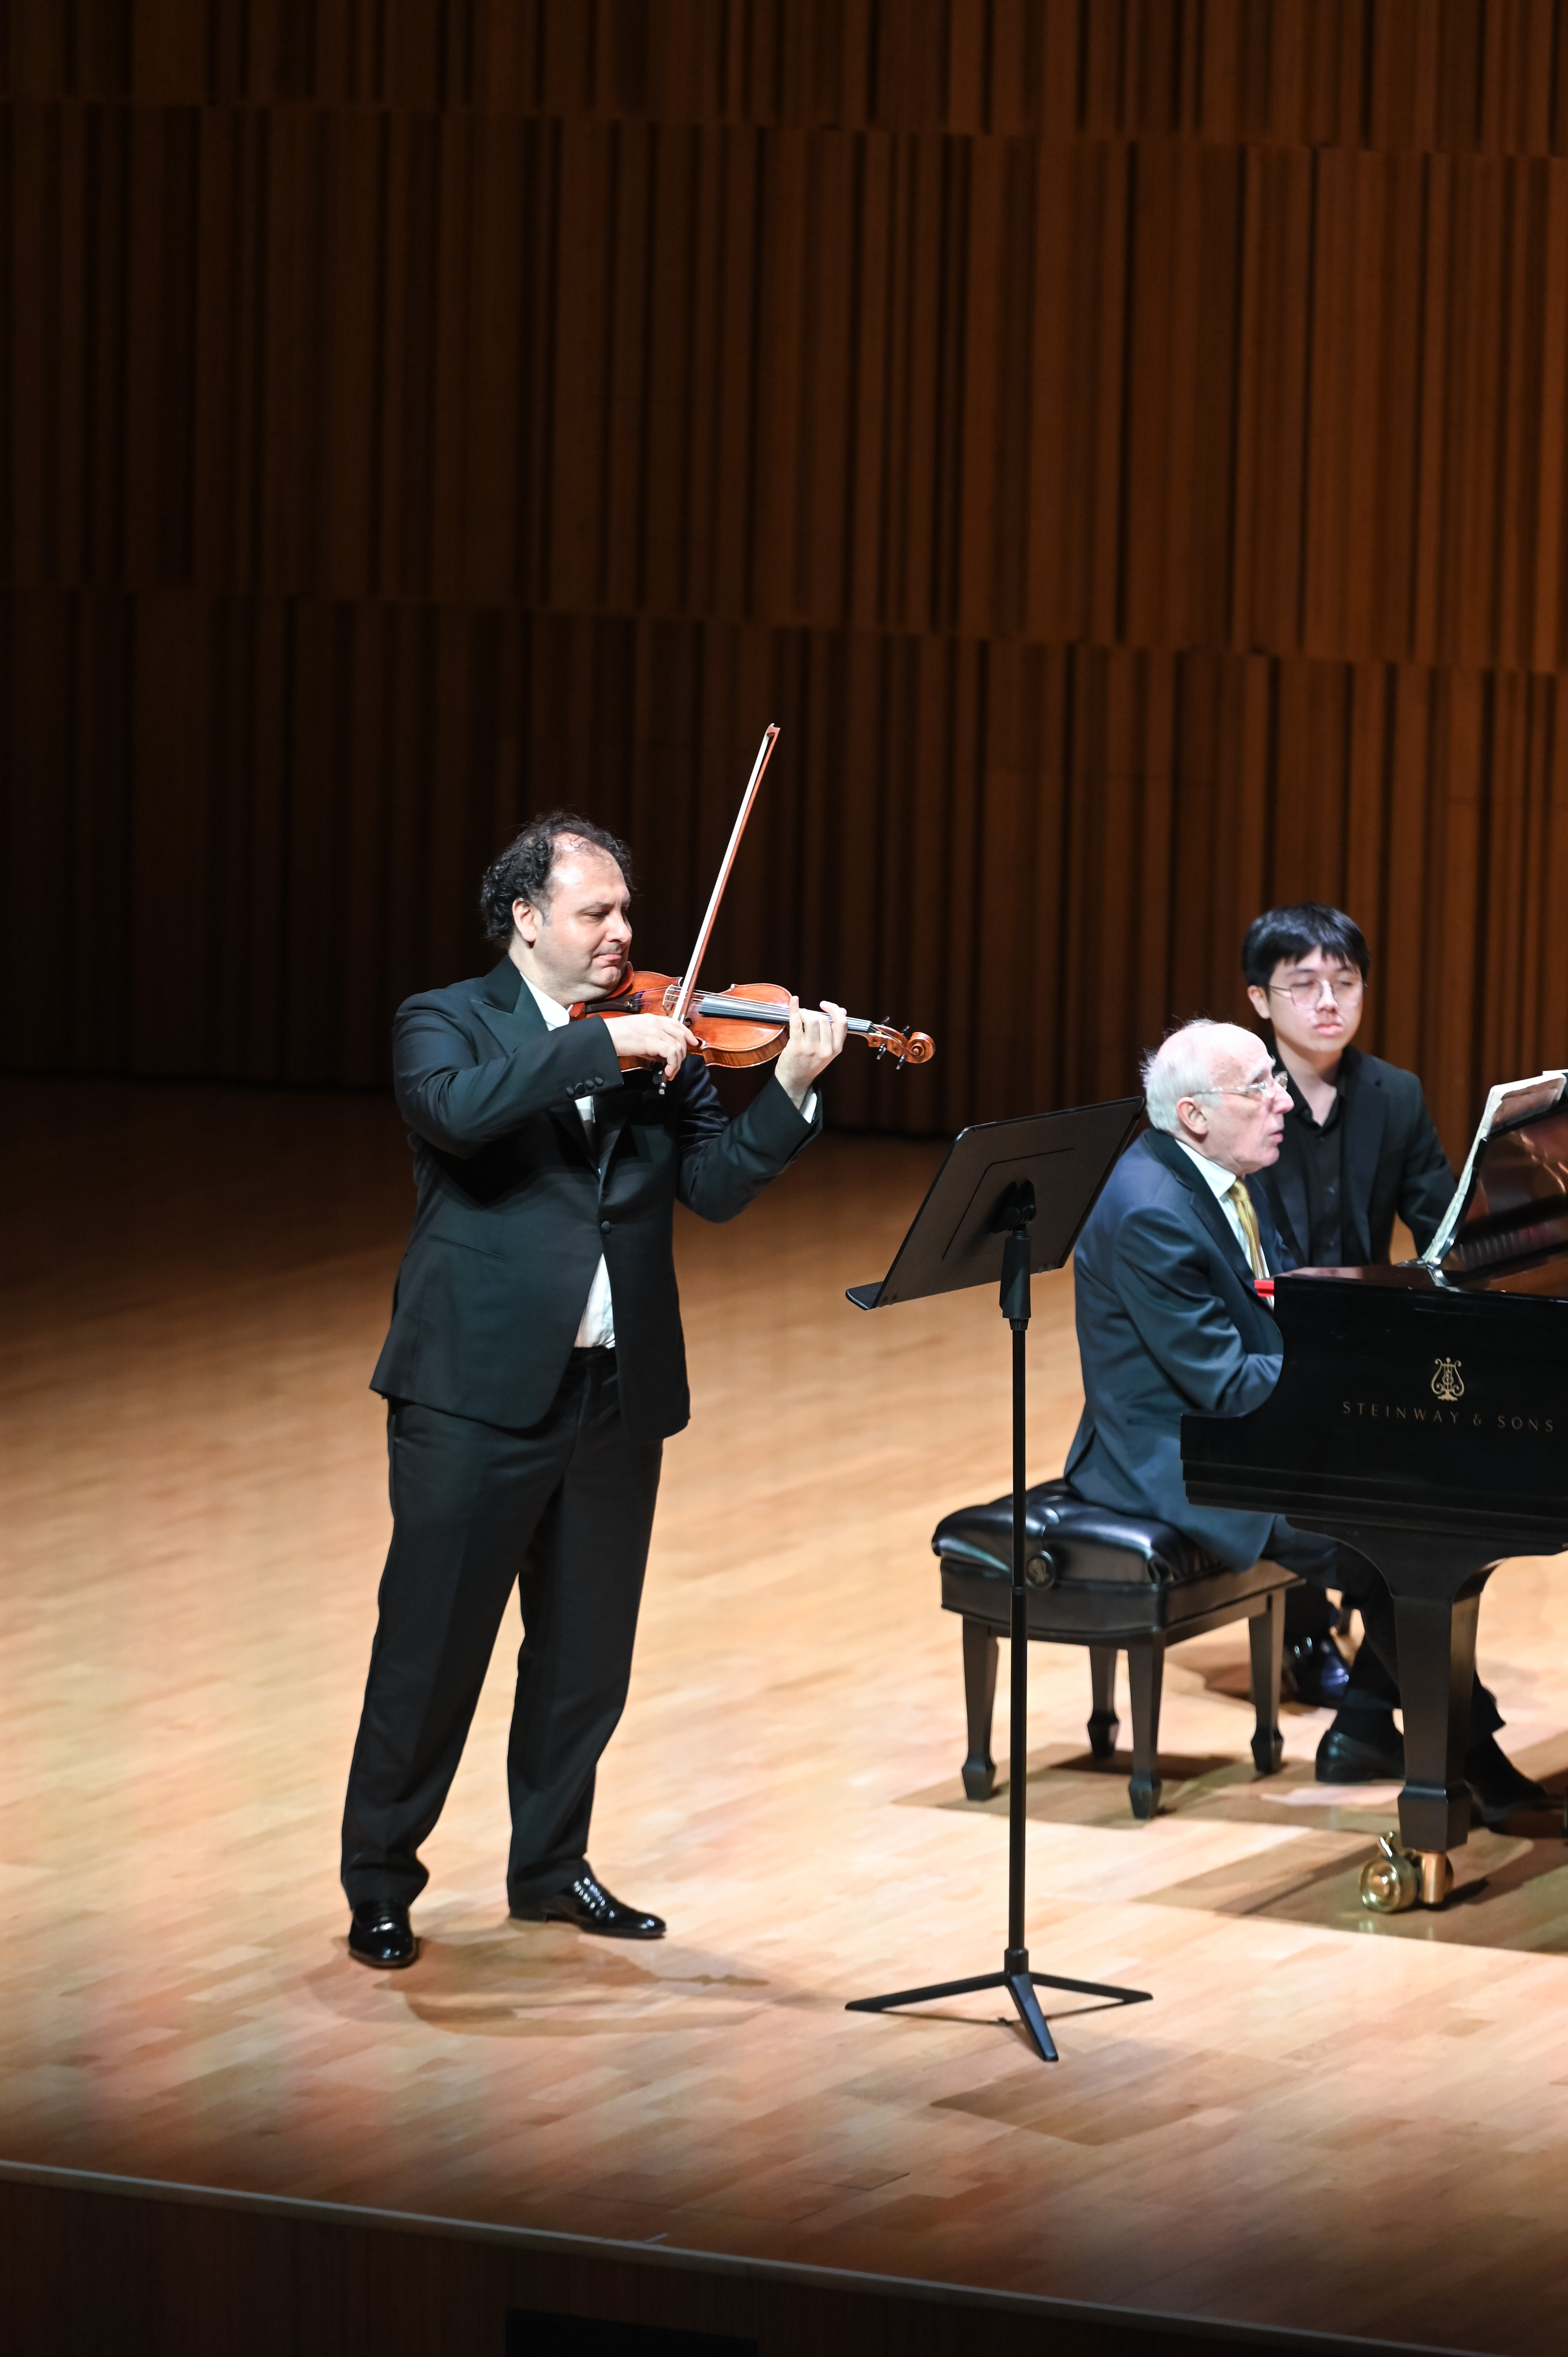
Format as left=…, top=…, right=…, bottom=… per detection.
left=1142, top=1020, right=1263, bottom=1134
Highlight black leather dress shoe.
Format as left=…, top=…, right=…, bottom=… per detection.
left=1282, top=1632, right=1351, bottom=1708
left=347, top=1900, right=419, bottom=1969
left=511, top=1869, right=665, bottom=1940
left=1315, top=1719, right=1406, bottom=1783
left=1465, top=1733, right=1550, bottom=1826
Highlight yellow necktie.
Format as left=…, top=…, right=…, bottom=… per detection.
left=1227, top=1180, right=1267, bottom=1280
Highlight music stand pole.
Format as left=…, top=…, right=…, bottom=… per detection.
left=996, top=1198, right=1056, bottom=2054
left=844, top=1113, right=1152, bottom=2064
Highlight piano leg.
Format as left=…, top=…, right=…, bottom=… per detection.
left=1391, top=1582, right=1483, bottom=1863
left=1294, top=1525, right=1494, bottom=1898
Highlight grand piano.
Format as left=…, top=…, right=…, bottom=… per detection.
left=1182, top=1073, right=1568, bottom=1902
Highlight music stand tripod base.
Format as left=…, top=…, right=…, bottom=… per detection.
left=843, top=1110, right=1153, bottom=2063
left=846, top=1961, right=1151, bottom=2065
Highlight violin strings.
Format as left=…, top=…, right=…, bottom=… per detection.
left=696, top=993, right=876, bottom=1035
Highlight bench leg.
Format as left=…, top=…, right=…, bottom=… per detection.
left=1126, top=1642, right=1164, bottom=1820
left=1087, top=1645, right=1119, bottom=1758
left=961, top=1619, right=998, bottom=1799
left=1248, top=1590, right=1286, bottom=1776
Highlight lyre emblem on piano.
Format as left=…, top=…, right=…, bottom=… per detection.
left=1432, top=1357, right=1465, bottom=1403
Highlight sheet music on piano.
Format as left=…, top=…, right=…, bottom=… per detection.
left=1420, top=1069, right=1568, bottom=1269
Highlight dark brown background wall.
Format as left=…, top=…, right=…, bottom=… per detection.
left=5, top=0, right=1568, bottom=1143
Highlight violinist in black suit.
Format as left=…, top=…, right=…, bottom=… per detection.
left=1241, top=904, right=1455, bottom=1763
left=342, top=813, right=846, bottom=1968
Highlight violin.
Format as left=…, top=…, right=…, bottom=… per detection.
left=569, top=970, right=934, bottom=1068
left=570, top=721, right=934, bottom=1077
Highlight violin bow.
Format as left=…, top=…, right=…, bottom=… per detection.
left=671, top=723, right=780, bottom=1029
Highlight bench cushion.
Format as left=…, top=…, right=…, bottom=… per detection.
left=932, top=1478, right=1219, bottom=1588
left=932, top=1478, right=1293, bottom=1641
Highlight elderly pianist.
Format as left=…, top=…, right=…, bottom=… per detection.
left=1063, top=1018, right=1544, bottom=1823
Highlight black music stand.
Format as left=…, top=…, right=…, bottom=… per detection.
left=844, top=1102, right=1151, bottom=2063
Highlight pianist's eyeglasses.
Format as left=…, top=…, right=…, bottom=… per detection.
left=1270, top=975, right=1364, bottom=1007
left=1188, top=1070, right=1289, bottom=1103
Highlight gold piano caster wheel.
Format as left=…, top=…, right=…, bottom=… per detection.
left=1418, top=1850, right=1454, bottom=1908
left=1359, top=1832, right=1419, bottom=1914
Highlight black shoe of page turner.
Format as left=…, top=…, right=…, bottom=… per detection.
left=1464, top=1733, right=1550, bottom=1827
left=1282, top=1632, right=1351, bottom=1709
left=348, top=1900, right=419, bottom=1969
left=1315, top=1721, right=1406, bottom=1784
left=512, top=1869, right=666, bottom=1940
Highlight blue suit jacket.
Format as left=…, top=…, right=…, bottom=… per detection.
left=1063, top=1130, right=1293, bottom=1567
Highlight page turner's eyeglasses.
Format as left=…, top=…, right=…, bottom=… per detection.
left=1269, top=975, right=1363, bottom=1007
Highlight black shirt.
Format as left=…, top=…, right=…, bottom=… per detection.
left=1281, top=1060, right=1358, bottom=1267
left=1254, top=1044, right=1454, bottom=1266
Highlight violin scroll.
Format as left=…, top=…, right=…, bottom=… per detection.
left=863, top=1021, right=935, bottom=1066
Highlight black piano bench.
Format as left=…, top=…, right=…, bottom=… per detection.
left=932, top=1479, right=1299, bottom=1820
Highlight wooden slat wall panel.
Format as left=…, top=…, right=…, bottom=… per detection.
left=13, top=103, right=1568, bottom=667
left=6, top=599, right=1568, bottom=1148
left=5, top=2, right=1568, bottom=1154
left=9, top=2, right=1568, bottom=155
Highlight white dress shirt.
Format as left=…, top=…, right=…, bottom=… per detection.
left=1174, top=1138, right=1271, bottom=1278
left=522, top=974, right=616, bottom=1348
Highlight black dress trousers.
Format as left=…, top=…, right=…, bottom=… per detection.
left=341, top=1348, right=663, bottom=1910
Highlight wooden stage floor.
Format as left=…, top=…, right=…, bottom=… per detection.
left=5, top=1078, right=1568, bottom=2353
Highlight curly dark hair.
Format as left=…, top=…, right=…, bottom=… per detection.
left=478, top=811, right=634, bottom=945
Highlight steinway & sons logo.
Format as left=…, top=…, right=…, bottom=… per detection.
left=1343, top=1355, right=1553, bottom=1434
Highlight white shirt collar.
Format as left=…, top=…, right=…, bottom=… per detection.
left=1174, top=1136, right=1243, bottom=1201
left=519, top=969, right=570, bottom=1031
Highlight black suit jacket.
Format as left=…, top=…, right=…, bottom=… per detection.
left=371, top=958, right=821, bottom=1441
left=1252, top=1046, right=1453, bottom=1264
left=1064, top=1131, right=1292, bottom=1566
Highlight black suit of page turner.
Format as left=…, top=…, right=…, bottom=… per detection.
left=1252, top=1048, right=1456, bottom=1712
left=1253, top=1046, right=1453, bottom=1272
left=343, top=956, right=821, bottom=1912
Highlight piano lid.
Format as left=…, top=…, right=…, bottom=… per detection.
left=1425, top=1072, right=1568, bottom=1281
